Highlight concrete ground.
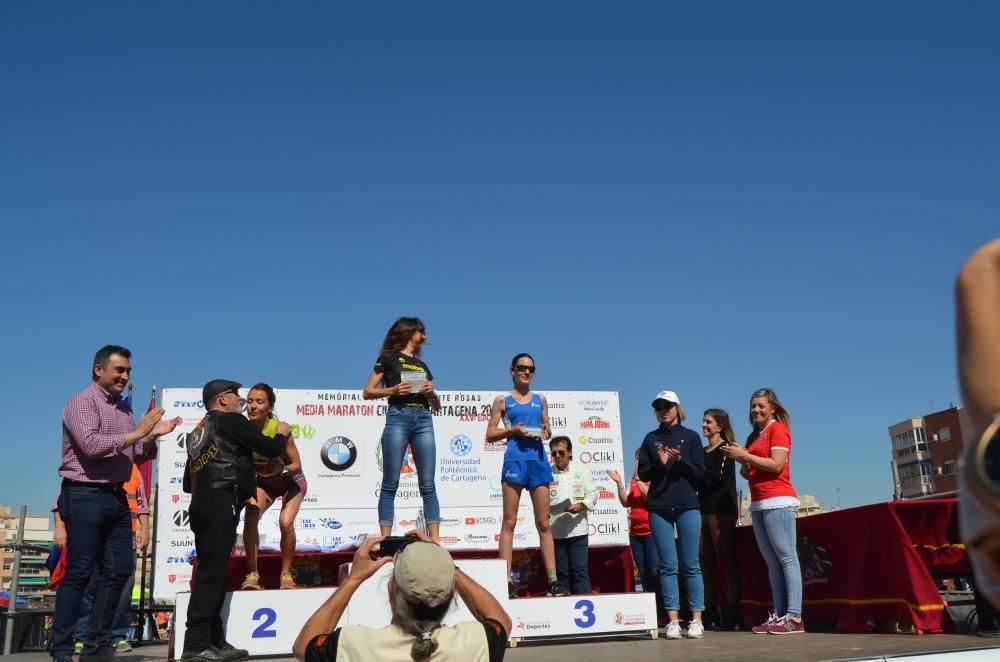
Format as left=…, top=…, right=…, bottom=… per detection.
left=6, top=632, right=999, bottom=662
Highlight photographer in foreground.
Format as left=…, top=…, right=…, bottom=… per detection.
left=293, top=533, right=511, bottom=662
left=957, top=238, right=1000, bottom=614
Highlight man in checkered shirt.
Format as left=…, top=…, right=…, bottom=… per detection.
left=50, top=345, right=181, bottom=662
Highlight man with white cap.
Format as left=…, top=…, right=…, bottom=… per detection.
left=294, top=533, right=511, bottom=662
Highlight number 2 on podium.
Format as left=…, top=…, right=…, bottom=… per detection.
left=252, top=607, right=277, bottom=638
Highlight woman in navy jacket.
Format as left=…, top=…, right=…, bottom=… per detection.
left=637, top=390, right=706, bottom=640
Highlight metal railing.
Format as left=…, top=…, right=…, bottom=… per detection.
left=1, top=506, right=26, bottom=656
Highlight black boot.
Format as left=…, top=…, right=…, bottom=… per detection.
left=722, top=604, right=743, bottom=631
left=702, top=606, right=720, bottom=630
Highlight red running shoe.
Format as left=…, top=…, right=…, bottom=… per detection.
left=768, top=616, right=805, bottom=635
left=751, top=613, right=778, bottom=634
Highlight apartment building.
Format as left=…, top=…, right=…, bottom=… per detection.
left=888, top=405, right=971, bottom=498
left=0, top=505, right=54, bottom=596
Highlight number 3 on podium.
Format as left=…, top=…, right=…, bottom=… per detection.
left=574, top=599, right=595, bottom=628
left=252, top=607, right=277, bottom=638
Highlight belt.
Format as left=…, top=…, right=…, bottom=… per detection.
left=61, top=478, right=125, bottom=491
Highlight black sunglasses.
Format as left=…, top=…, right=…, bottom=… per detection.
left=514, top=365, right=536, bottom=374
left=550, top=449, right=568, bottom=457
left=653, top=402, right=675, bottom=412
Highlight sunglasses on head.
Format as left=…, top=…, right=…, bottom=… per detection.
left=653, top=402, right=675, bottom=412
left=514, top=365, right=536, bottom=374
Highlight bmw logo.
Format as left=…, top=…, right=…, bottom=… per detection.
left=321, top=436, right=358, bottom=471
left=450, top=434, right=473, bottom=457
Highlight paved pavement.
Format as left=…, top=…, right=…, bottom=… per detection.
left=7, top=632, right=999, bottom=662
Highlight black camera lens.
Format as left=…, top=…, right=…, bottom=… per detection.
left=984, top=425, right=1000, bottom=490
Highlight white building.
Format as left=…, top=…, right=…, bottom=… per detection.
left=888, top=418, right=934, bottom=499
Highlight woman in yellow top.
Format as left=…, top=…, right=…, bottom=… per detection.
left=242, top=383, right=307, bottom=590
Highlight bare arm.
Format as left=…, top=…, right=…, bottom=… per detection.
left=956, top=238, right=1000, bottom=429
left=136, top=514, right=150, bottom=549
left=485, top=396, right=523, bottom=442
left=635, top=478, right=650, bottom=498
left=607, top=471, right=629, bottom=507
left=362, top=370, right=410, bottom=401
left=749, top=449, right=787, bottom=474
left=292, top=577, right=359, bottom=661
left=722, top=444, right=788, bottom=474
left=454, top=567, right=512, bottom=635
left=283, top=437, right=302, bottom=475
left=540, top=394, right=551, bottom=440
left=53, top=511, right=67, bottom=549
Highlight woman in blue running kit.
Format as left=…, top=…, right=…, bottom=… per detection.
left=486, top=353, right=567, bottom=597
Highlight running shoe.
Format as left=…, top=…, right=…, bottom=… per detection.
left=768, top=616, right=805, bottom=635
left=686, top=619, right=704, bottom=638
left=241, top=572, right=261, bottom=590
left=279, top=572, right=297, bottom=590
left=547, top=580, right=568, bottom=596
left=112, top=640, right=132, bottom=653
left=751, top=613, right=779, bottom=634
left=74, top=642, right=84, bottom=655
left=664, top=620, right=682, bottom=639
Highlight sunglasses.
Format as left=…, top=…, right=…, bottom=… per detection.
left=653, top=402, right=675, bottom=412
left=217, top=390, right=247, bottom=411
left=550, top=450, right=568, bottom=457
left=514, top=365, right=536, bottom=374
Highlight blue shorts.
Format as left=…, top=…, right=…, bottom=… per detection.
left=502, top=460, right=554, bottom=490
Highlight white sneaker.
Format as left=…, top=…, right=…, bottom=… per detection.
left=686, top=619, right=705, bottom=638
left=665, top=620, right=682, bottom=639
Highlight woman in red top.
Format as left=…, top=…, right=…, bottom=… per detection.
left=608, top=450, right=663, bottom=618
left=722, top=388, right=804, bottom=636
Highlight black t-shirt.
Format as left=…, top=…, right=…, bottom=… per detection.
left=305, top=619, right=508, bottom=662
left=699, top=444, right=738, bottom=517
left=374, top=352, right=434, bottom=408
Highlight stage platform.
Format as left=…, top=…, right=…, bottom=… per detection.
left=6, top=631, right=999, bottom=662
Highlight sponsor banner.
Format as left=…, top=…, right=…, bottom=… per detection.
left=509, top=592, right=657, bottom=638
left=154, top=389, right=626, bottom=601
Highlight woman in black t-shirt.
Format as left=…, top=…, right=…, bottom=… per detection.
left=363, top=317, right=442, bottom=539
left=699, top=408, right=742, bottom=630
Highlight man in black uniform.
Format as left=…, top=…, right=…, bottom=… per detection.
left=181, top=380, right=290, bottom=662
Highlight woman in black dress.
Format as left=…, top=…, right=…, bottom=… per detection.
left=699, top=408, right=742, bottom=630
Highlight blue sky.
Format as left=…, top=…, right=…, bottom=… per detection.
left=1, top=1, right=997, bottom=517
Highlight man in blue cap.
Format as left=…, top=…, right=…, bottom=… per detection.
left=181, top=380, right=292, bottom=662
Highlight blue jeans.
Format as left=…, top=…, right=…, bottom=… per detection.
left=630, top=534, right=664, bottom=613
left=73, top=553, right=135, bottom=644
left=751, top=506, right=802, bottom=617
left=378, top=405, right=440, bottom=526
left=649, top=508, right=704, bottom=612
left=554, top=534, right=591, bottom=594
left=51, top=484, right=133, bottom=659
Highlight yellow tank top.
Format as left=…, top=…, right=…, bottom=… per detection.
left=253, top=418, right=283, bottom=475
